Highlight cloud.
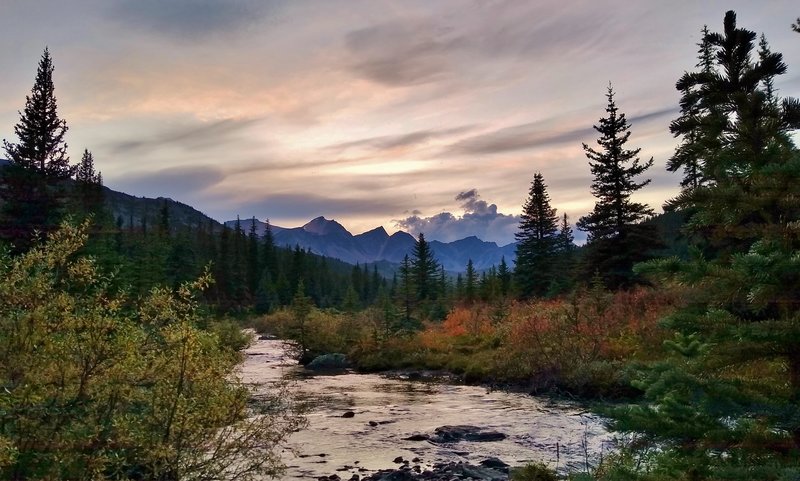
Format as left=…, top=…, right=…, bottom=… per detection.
left=107, top=165, right=225, bottom=200
left=445, top=106, right=678, bottom=156
left=446, top=122, right=595, bottom=156
left=232, top=193, right=409, bottom=222
left=345, top=19, right=463, bottom=87
left=108, top=0, right=273, bottom=39
left=108, top=117, right=262, bottom=155
left=324, top=125, right=476, bottom=154
left=395, top=189, right=520, bottom=245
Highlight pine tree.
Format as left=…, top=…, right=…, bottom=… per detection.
left=497, top=256, right=511, bottom=297
left=75, top=149, right=100, bottom=184
left=550, top=213, right=575, bottom=294
left=73, top=149, right=104, bottom=218
left=514, top=172, right=559, bottom=298
left=667, top=25, right=718, bottom=194
left=396, top=254, right=416, bottom=329
left=607, top=12, right=800, bottom=479
left=1, top=49, right=73, bottom=248
left=411, top=233, right=438, bottom=302
left=577, top=86, right=656, bottom=288
left=247, top=217, right=260, bottom=296
left=464, top=259, right=477, bottom=303
left=290, top=281, right=314, bottom=363
left=3, top=48, right=71, bottom=177
left=665, top=11, right=800, bottom=254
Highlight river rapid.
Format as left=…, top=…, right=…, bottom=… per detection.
left=239, top=338, right=613, bottom=480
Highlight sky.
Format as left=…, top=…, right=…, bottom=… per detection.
left=1, top=1, right=799, bottom=245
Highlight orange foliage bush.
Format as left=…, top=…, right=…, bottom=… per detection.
left=498, top=286, right=682, bottom=391
left=442, top=306, right=494, bottom=337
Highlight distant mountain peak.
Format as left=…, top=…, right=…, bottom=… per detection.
left=360, top=225, right=389, bottom=237
left=303, top=216, right=350, bottom=236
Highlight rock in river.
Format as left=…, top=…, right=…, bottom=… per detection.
left=307, top=353, right=350, bottom=371
left=430, top=425, right=507, bottom=443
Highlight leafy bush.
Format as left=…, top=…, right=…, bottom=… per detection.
left=511, top=462, right=558, bottom=481
left=0, top=222, right=304, bottom=480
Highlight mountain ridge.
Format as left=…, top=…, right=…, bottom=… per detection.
left=225, top=216, right=515, bottom=272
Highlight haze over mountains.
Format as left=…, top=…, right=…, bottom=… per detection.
left=226, top=216, right=516, bottom=272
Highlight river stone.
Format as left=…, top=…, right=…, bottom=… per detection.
left=342, top=411, right=355, bottom=418
left=356, top=462, right=508, bottom=481
left=480, top=458, right=509, bottom=472
left=430, top=425, right=507, bottom=443
left=307, top=353, right=350, bottom=370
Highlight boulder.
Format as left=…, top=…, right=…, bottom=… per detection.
left=307, top=353, right=350, bottom=371
left=480, top=458, right=509, bottom=472
left=429, top=425, right=507, bottom=443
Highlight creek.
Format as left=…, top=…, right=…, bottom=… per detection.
left=240, top=338, right=613, bottom=480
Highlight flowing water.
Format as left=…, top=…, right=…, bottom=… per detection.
left=240, top=338, right=613, bottom=480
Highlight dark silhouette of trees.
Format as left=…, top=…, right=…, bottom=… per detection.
left=411, top=233, right=438, bottom=302
left=3, top=48, right=71, bottom=177
left=1, top=48, right=74, bottom=248
left=577, top=85, right=655, bottom=288
left=515, top=172, right=559, bottom=298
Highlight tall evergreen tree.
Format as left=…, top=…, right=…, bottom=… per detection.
left=667, top=25, right=718, bottom=194
left=608, top=12, right=800, bottom=479
left=73, top=149, right=104, bottom=217
left=464, top=259, right=477, bottom=304
left=1, top=49, right=73, bottom=247
left=396, top=254, right=415, bottom=329
left=550, top=213, right=575, bottom=294
left=665, top=11, right=800, bottom=254
left=497, top=256, right=511, bottom=297
left=411, top=233, right=438, bottom=302
left=577, top=85, right=655, bottom=288
left=3, top=48, right=71, bottom=177
left=515, top=172, right=559, bottom=298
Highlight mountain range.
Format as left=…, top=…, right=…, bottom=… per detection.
left=225, top=217, right=516, bottom=272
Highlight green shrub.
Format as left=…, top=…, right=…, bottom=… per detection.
left=0, top=222, right=304, bottom=480
left=511, top=462, right=559, bottom=481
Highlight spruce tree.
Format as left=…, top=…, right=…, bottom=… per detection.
left=514, top=172, right=559, bottom=298
left=497, top=256, right=511, bottom=297
left=73, top=149, right=104, bottom=217
left=667, top=26, right=718, bottom=195
left=665, top=10, right=800, bottom=254
left=3, top=48, right=71, bottom=177
left=550, top=213, right=575, bottom=294
left=577, top=85, right=655, bottom=288
left=607, top=12, right=800, bottom=479
left=464, top=259, right=477, bottom=303
left=396, top=254, right=416, bottom=329
left=1, top=49, right=73, bottom=247
left=411, top=233, right=438, bottom=302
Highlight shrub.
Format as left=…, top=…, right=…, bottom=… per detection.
left=0, top=222, right=304, bottom=480
left=511, top=462, right=558, bottom=481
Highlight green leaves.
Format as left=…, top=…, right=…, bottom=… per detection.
left=0, top=221, right=303, bottom=480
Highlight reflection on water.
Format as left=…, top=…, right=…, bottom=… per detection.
left=239, top=339, right=613, bottom=480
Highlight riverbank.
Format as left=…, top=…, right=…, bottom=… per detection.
left=241, top=338, right=612, bottom=480
left=250, top=287, right=680, bottom=401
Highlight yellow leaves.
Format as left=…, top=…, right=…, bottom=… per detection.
left=0, top=222, right=302, bottom=480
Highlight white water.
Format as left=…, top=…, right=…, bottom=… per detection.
left=240, top=339, right=613, bottom=480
